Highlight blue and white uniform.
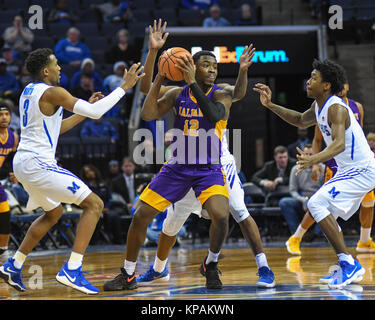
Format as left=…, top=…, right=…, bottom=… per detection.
left=308, top=95, right=375, bottom=222
left=13, top=82, right=91, bottom=211
left=162, top=129, right=249, bottom=236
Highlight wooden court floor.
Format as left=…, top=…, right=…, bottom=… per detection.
left=1, top=245, right=375, bottom=301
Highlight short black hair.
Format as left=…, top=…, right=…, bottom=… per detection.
left=312, top=59, right=347, bottom=95
left=192, top=50, right=217, bottom=64
left=25, top=48, right=53, bottom=78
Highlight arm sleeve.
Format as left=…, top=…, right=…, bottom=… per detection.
left=73, top=87, right=125, bottom=119
left=189, top=82, right=226, bottom=123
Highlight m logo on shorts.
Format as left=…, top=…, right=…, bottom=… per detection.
left=328, top=186, right=340, bottom=199
left=67, top=182, right=80, bottom=194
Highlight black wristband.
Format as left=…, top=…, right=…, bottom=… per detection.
left=189, top=82, right=226, bottom=123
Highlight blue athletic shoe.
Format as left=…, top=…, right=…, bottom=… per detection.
left=136, top=264, right=170, bottom=285
left=328, top=260, right=365, bottom=289
left=56, top=263, right=99, bottom=294
left=0, top=257, right=26, bottom=292
left=256, top=266, right=276, bottom=288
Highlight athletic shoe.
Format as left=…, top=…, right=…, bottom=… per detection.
left=256, top=266, right=276, bottom=288
left=56, top=263, right=99, bottom=295
left=285, top=236, right=301, bottom=255
left=320, top=263, right=363, bottom=284
left=103, top=267, right=138, bottom=291
left=136, top=264, right=170, bottom=285
left=0, top=257, right=26, bottom=292
left=356, top=238, right=375, bottom=253
left=328, top=260, right=365, bottom=289
left=199, top=258, right=222, bottom=289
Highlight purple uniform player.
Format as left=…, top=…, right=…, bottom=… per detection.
left=0, top=105, right=18, bottom=257
left=103, top=44, right=256, bottom=291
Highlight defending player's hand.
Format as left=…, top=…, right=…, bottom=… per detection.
left=174, top=55, right=196, bottom=85
left=88, top=92, right=104, bottom=103
left=148, top=19, right=169, bottom=50
left=253, top=83, right=272, bottom=108
left=296, top=146, right=315, bottom=175
left=121, top=62, right=145, bottom=92
left=239, top=43, right=255, bottom=71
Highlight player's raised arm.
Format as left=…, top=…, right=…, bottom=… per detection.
left=219, top=44, right=255, bottom=102
left=42, top=62, right=144, bottom=119
left=140, top=19, right=171, bottom=97
left=253, top=83, right=317, bottom=128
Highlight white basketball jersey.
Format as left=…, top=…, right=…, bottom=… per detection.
left=315, top=95, right=374, bottom=168
left=17, top=82, right=63, bottom=160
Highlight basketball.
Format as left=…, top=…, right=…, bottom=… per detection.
left=158, top=47, right=192, bottom=81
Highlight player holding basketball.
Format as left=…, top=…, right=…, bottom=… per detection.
left=0, top=104, right=18, bottom=259
left=103, top=20, right=257, bottom=290
left=134, top=19, right=275, bottom=288
left=0, top=48, right=144, bottom=294
left=285, top=79, right=375, bottom=256
left=254, top=59, right=375, bottom=289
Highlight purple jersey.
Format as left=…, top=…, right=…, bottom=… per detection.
left=169, top=84, right=227, bottom=165
left=0, top=128, right=16, bottom=169
left=325, top=98, right=361, bottom=174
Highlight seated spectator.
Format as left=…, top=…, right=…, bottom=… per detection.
left=91, top=0, right=132, bottom=24
left=80, top=116, right=119, bottom=144
left=203, top=5, right=231, bottom=27
left=2, top=15, right=34, bottom=57
left=278, top=144, right=324, bottom=237
left=181, top=0, right=218, bottom=11
left=103, top=61, right=129, bottom=117
left=111, top=157, right=143, bottom=214
left=287, top=127, right=311, bottom=159
left=234, top=3, right=257, bottom=26
left=251, top=145, right=296, bottom=195
left=79, top=164, right=123, bottom=244
left=105, top=29, right=138, bottom=65
left=70, top=58, right=104, bottom=92
left=0, top=58, right=20, bottom=100
left=103, top=61, right=127, bottom=93
left=54, top=27, right=91, bottom=68
left=47, top=0, right=79, bottom=24
left=2, top=45, right=22, bottom=78
left=106, top=159, right=120, bottom=183
left=70, top=73, right=94, bottom=101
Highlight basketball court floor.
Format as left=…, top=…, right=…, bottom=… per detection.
left=1, top=239, right=375, bottom=301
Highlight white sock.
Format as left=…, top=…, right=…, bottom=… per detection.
left=68, top=251, right=83, bottom=270
left=255, top=253, right=269, bottom=269
left=293, top=225, right=307, bottom=238
left=13, top=251, right=27, bottom=269
left=153, top=256, right=167, bottom=273
left=124, top=259, right=136, bottom=275
left=337, top=253, right=355, bottom=265
left=360, top=227, right=371, bottom=243
left=206, top=249, right=220, bottom=264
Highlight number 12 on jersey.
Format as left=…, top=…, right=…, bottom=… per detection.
left=183, top=119, right=199, bottom=136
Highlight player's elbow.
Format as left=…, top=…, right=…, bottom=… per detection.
left=140, top=110, right=155, bottom=122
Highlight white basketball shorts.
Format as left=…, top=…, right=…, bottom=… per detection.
left=13, top=152, right=92, bottom=211
left=307, top=162, right=375, bottom=223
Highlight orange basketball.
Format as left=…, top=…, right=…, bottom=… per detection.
left=158, top=47, right=192, bottom=81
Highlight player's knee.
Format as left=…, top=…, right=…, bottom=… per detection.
left=132, top=204, right=156, bottom=228
left=210, top=208, right=229, bottom=226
